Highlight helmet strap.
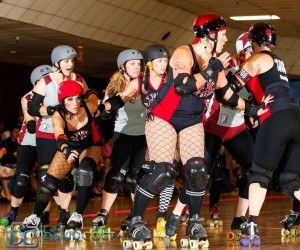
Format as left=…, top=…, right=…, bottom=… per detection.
left=207, top=32, right=218, bottom=55
left=147, top=61, right=163, bottom=77
left=56, top=61, right=67, bottom=78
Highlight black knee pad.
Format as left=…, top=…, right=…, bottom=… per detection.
left=58, top=171, right=74, bottom=193
left=247, top=164, right=273, bottom=189
left=37, top=165, right=49, bottom=184
left=140, top=162, right=175, bottom=195
left=185, top=157, right=208, bottom=191
left=37, top=174, right=60, bottom=203
left=236, top=174, right=249, bottom=199
left=77, top=157, right=96, bottom=187
left=13, top=174, right=30, bottom=198
left=104, top=166, right=126, bottom=193
left=125, top=168, right=139, bottom=193
left=279, top=172, right=300, bottom=198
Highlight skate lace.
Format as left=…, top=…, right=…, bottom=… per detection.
left=24, top=214, right=39, bottom=225
left=69, top=212, right=82, bottom=223
left=94, top=214, right=105, bottom=223
left=210, top=205, right=220, bottom=215
left=280, top=210, right=299, bottom=224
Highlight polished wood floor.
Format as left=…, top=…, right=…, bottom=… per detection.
left=1, top=190, right=300, bottom=249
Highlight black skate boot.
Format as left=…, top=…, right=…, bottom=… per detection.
left=57, top=209, right=70, bottom=228
left=40, top=211, right=50, bottom=226
left=181, top=214, right=209, bottom=248
left=1, top=210, right=17, bottom=227
left=67, top=212, right=83, bottom=229
left=231, top=216, right=247, bottom=230
left=281, top=210, right=300, bottom=236
left=120, top=210, right=131, bottom=237
left=122, top=216, right=153, bottom=249
left=92, top=209, right=108, bottom=228
left=165, top=213, right=181, bottom=238
left=127, top=216, right=151, bottom=240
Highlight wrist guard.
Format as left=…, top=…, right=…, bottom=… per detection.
left=174, top=73, right=198, bottom=96
left=62, top=147, right=72, bottom=159
left=245, top=101, right=265, bottom=118
left=226, top=71, right=243, bottom=92
left=200, top=57, right=224, bottom=80
left=105, top=95, right=124, bottom=112
left=56, top=134, right=69, bottom=152
left=47, top=106, right=57, bottom=116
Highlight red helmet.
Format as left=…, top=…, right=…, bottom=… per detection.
left=193, top=13, right=227, bottom=39
left=58, top=80, right=84, bottom=102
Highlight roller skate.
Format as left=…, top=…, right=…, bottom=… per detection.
left=55, top=208, right=70, bottom=238
left=207, top=204, right=223, bottom=227
left=227, top=216, right=247, bottom=240
left=165, top=212, right=181, bottom=242
left=153, top=209, right=166, bottom=238
left=0, top=210, right=17, bottom=232
left=19, top=214, right=42, bottom=238
left=180, top=214, right=209, bottom=248
left=65, top=212, right=86, bottom=248
left=122, top=216, right=153, bottom=249
left=90, top=209, right=111, bottom=240
left=239, top=221, right=260, bottom=247
left=280, top=210, right=300, bottom=236
left=40, top=211, right=52, bottom=234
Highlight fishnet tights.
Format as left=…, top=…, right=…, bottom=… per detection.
left=145, top=117, right=205, bottom=165
left=48, top=146, right=102, bottom=179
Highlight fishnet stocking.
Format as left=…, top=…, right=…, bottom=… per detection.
left=145, top=117, right=177, bottom=163
left=48, top=146, right=102, bottom=179
left=177, top=123, right=205, bottom=165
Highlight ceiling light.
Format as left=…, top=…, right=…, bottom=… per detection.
left=230, top=15, right=280, bottom=21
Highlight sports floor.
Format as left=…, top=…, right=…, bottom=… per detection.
left=0, top=190, right=299, bottom=249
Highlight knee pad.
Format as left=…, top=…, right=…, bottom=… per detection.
left=37, top=165, right=49, bottom=184
left=236, top=174, right=249, bottom=199
left=58, top=171, right=74, bottom=193
left=13, top=174, right=30, bottom=198
left=279, top=172, right=300, bottom=198
left=125, top=168, right=139, bottom=193
left=140, top=162, right=176, bottom=195
left=104, top=166, right=126, bottom=193
left=185, top=157, right=208, bottom=191
left=246, top=164, right=273, bottom=189
left=37, top=174, right=60, bottom=203
left=77, top=158, right=96, bottom=187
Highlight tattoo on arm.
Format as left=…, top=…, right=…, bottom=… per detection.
left=174, top=61, right=185, bottom=71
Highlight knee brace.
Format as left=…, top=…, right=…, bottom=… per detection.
left=125, top=168, right=139, bottom=193
left=279, top=172, right=300, bottom=198
left=185, top=157, right=208, bottom=191
left=58, top=171, right=74, bottom=193
left=13, top=174, right=30, bottom=198
left=104, top=166, right=126, bottom=193
left=140, top=162, right=176, bottom=195
left=247, top=164, right=273, bottom=189
left=37, top=174, right=60, bottom=203
left=77, top=158, right=96, bottom=187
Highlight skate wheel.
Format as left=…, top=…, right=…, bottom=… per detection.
left=119, top=229, right=127, bottom=238
left=297, top=228, right=300, bottom=235
left=144, top=240, right=153, bottom=249
left=227, top=231, right=235, bottom=240
left=180, top=238, right=189, bottom=248
left=290, top=228, right=297, bottom=236
left=24, top=231, right=34, bottom=239
left=218, top=220, right=223, bottom=227
left=281, top=228, right=287, bottom=236
left=69, top=239, right=75, bottom=248
left=254, top=237, right=260, bottom=246
left=133, top=240, right=143, bottom=250
left=123, top=239, right=132, bottom=249
left=189, top=239, right=198, bottom=249
left=199, top=239, right=209, bottom=248
left=240, top=237, right=250, bottom=247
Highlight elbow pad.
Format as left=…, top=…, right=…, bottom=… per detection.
left=105, top=95, right=124, bottom=112
left=215, top=83, right=239, bottom=108
left=226, top=71, right=243, bottom=92
left=174, top=73, right=197, bottom=96
left=27, top=92, right=44, bottom=117
left=200, top=57, right=224, bottom=81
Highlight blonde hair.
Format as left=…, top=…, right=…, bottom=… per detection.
left=105, top=70, right=138, bottom=103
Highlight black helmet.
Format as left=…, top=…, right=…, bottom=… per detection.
left=248, top=22, right=277, bottom=48
left=193, top=13, right=227, bottom=38
left=143, top=44, right=170, bottom=62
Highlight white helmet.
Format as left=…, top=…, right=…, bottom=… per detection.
left=236, top=32, right=252, bottom=54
